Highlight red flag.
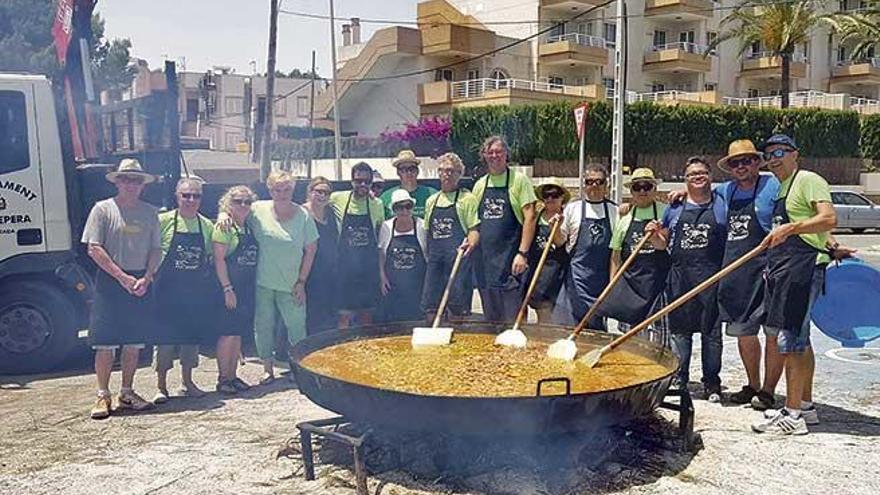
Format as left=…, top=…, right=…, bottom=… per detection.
left=52, top=0, right=75, bottom=64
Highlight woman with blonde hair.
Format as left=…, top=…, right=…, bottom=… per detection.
left=303, top=177, right=339, bottom=333
left=213, top=185, right=259, bottom=394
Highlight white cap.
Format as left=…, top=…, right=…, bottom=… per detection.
left=390, top=189, right=415, bottom=207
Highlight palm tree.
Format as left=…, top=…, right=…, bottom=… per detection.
left=709, top=1, right=828, bottom=108
left=825, top=1, right=880, bottom=62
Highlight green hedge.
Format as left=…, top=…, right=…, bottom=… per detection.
left=861, top=114, right=880, bottom=160
left=452, top=101, right=862, bottom=167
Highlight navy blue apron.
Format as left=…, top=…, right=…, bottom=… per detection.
left=381, top=219, right=427, bottom=322
left=421, top=190, right=473, bottom=315
left=764, top=170, right=824, bottom=331
left=306, top=211, right=339, bottom=334
left=219, top=222, right=258, bottom=337
left=528, top=213, right=569, bottom=309
left=90, top=268, right=155, bottom=346
left=565, top=200, right=612, bottom=328
left=597, top=202, right=671, bottom=324
left=338, top=193, right=381, bottom=311
left=476, top=169, right=522, bottom=290
left=153, top=212, right=213, bottom=345
left=718, top=179, right=768, bottom=326
left=666, top=198, right=724, bottom=334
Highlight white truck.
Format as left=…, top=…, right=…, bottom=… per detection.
left=0, top=73, right=179, bottom=374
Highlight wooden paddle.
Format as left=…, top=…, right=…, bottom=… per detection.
left=580, top=241, right=769, bottom=368
left=547, top=230, right=656, bottom=361
left=495, top=217, right=562, bottom=348
left=412, top=247, right=466, bottom=347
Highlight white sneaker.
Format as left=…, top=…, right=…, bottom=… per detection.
left=763, top=407, right=819, bottom=425
left=752, top=409, right=809, bottom=435
left=152, top=389, right=170, bottom=404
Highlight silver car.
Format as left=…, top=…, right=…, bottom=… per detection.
left=831, top=191, right=880, bottom=233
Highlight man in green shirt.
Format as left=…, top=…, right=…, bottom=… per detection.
left=379, top=149, right=438, bottom=219
left=152, top=177, right=214, bottom=403
left=752, top=134, right=853, bottom=435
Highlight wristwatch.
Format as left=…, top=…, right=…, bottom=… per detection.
left=516, top=250, right=529, bottom=258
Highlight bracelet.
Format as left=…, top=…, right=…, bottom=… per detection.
left=223, top=285, right=234, bottom=293
left=516, top=250, right=528, bottom=258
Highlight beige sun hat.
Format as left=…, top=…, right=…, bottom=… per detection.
left=623, top=168, right=661, bottom=188
left=391, top=149, right=420, bottom=168
left=717, top=139, right=762, bottom=173
left=106, top=158, right=156, bottom=184
left=534, top=177, right=571, bottom=203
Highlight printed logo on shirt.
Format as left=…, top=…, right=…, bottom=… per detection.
left=236, top=244, right=258, bottom=267
left=173, top=244, right=203, bottom=270
left=589, top=222, right=605, bottom=237
left=346, top=225, right=371, bottom=247
left=481, top=197, right=507, bottom=220
left=390, top=245, right=417, bottom=270
left=772, top=214, right=784, bottom=230
left=680, top=222, right=710, bottom=250
left=629, top=231, right=656, bottom=255
left=431, top=217, right=455, bottom=240
left=728, top=214, right=753, bottom=242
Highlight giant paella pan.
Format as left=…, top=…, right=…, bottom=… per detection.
left=291, top=322, right=678, bottom=435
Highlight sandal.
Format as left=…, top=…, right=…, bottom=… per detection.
left=259, top=373, right=275, bottom=385
left=230, top=377, right=252, bottom=391
left=216, top=381, right=237, bottom=395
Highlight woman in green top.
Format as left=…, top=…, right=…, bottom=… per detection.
left=212, top=185, right=258, bottom=395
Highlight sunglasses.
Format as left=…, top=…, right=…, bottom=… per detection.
left=729, top=157, right=758, bottom=169
left=542, top=190, right=563, bottom=200
left=584, top=179, right=606, bottom=186
left=763, top=148, right=792, bottom=160
left=117, top=176, right=144, bottom=185
left=311, top=188, right=331, bottom=196
left=353, top=178, right=372, bottom=186
left=231, top=198, right=253, bottom=206
left=393, top=203, right=414, bottom=211
left=685, top=170, right=709, bottom=179
left=438, top=168, right=461, bottom=176
left=398, top=167, right=419, bottom=175
left=180, top=193, right=202, bottom=200
left=631, top=182, right=654, bottom=193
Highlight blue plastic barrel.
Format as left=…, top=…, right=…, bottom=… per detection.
left=811, top=258, right=880, bottom=348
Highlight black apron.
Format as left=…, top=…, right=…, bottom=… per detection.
left=152, top=212, right=213, bottom=345
left=338, top=193, right=380, bottom=310
left=565, top=200, right=612, bottom=324
left=764, top=170, right=824, bottom=331
left=219, top=222, right=259, bottom=337
left=528, top=213, right=569, bottom=309
left=307, top=211, right=339, bottom=334
left=598, top=202, right=671, bottom=324
left=476, top=169, right=523, bottom=290
left=89, top=268, right=155, bottom=346
left=381, top=219, right=427, bottom=322
left=718, top=179, right=768, bottom=325
left=422, top=190, right=473, bottom=314
left=666, top=198, right=724, bottom=334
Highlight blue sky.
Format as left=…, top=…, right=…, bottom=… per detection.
left=98, top=0, right=416, bottom=76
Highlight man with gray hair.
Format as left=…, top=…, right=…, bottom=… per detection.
left=151, top=176, right=214, bottom=403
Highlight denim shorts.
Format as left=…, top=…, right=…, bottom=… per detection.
left=767, top=264, right=826, bottom=354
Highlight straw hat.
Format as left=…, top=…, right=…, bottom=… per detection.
left=391, top=150, right=420, bottom=168
left=534, top=177, right=571, bottom=203
left=390, top=188, right=415, bottom=208
left=106, top=159, right=155, bottom=184
left=717, top=139, right=762, bottom=173
left=623, top=168, right=661, bottom=188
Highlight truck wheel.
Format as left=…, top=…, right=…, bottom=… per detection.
left=851, top=228, right=866, bottom=234
left=0, top=281, right=82, bottom=375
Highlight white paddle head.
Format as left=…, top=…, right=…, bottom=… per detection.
left=546, top=339, right=578, bottom=362
left=495, top=329, right=528, bottom=348
left=411, top=327, right=454, bottom=348
left=578, top=346, right=606, bottom=368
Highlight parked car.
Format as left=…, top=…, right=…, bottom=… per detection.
left=831, top=191, right=880, bottom=233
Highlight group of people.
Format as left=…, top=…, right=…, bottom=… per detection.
left=84, top=132, right=848, bottom=436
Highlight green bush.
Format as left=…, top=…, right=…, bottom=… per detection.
left=451, top=101, right=862, bottom=166
left=860, top=114, right=880, bottom=160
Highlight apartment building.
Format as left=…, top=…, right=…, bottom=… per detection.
left=314, top=0, right=880, bottom=136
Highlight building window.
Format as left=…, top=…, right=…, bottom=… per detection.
left=0, top=90, right=29, bottom=174
left=747, top=88, right=759, bottom=98
left=225, top=97, right=243, bottom=116
left=838, top=45, right=847, bottom=63
left=603, top=23, right=616, bottom=48
left=679, top=30, right=695, bottom=44
left=577, top=22, right=593, bottom=36
left=274, top=98, right=286, bottom=117
left=490, top=68, right=509, bottom=80
left=651, top=83, right=666, bottom=92
left=704, top=83, right=717, bottom=91
left=653, top=30, right=667, bottom=48
left=707, top=32, right=718, bottom=55
left=548, top=76, right=564, bottom=88
left=467, top=69, right=480, bottom=80
left=434, top=69, right=453, bottom=82
left=750, top=41, right=761, bottom=57
left=296, top=96, right=309, bottom=118
left=602, top=77, right=614, bottom=89
left=185, top=98, right=199, bottom=122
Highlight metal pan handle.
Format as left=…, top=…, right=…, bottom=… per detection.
left=535, top=377, right=571, bottom=396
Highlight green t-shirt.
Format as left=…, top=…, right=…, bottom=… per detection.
left=424, top=189, right=481, bottom=233
left=380, top=184, right=438, bottom=219
left=610, top=201, right=666, bottom=251
left=471, top=169, right=538, bottom=225
left=329, top=191, right=384, bottom=233
left=158, top=210, right=214, bottom=258
left=211, top=221, right=244, bottom=256
left=248, top=200, right=319, bottom=291
left=777, top=170, right=832, bottom=264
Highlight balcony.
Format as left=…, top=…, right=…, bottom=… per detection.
left=831, top=58, right=880, bottom=87
left=643, top=42, right=713, bottom=73
left=540, top=0, right=607, bottom=13
left=631, top=90, right=721, bottom=106
left=723, top=91, right=848, bottom=110
left=740, top=51, right=808, bottom=79
left=539, top=33, right=610, bottom=67
left=418, top=78, right=605, bottom=114
left=644, top=0, right=715, bottom=20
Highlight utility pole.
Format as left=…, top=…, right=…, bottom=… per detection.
left=307, top=50, right=317, bottom=178
left=329, top=0, right=343, bottom=180
left=260, top=0, right=279, bottom=181
left=610, top=0, right=626, bottom=204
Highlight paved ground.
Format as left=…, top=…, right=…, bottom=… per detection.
left=1, top=235, right=878, bottom=495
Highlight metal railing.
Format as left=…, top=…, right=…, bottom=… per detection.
left=632, top=90, right=707, bottom=103
left=836, top=57, right=880, bottom=68
left=650, top=42, right=711, bottom=55
left=746, top=51, right=808, bottom=63
left=850, top=96, right=880, bottom=114
left=450, top=78, right=594, bottom=100
left=546, top=33, right=608, bottom=49
left=724, top=91, right=848, bottom=109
